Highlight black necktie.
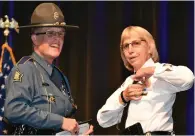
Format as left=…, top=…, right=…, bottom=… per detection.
left=50, top=68, right=62, bottom=90
left=50, top=68, right=68, bottom=96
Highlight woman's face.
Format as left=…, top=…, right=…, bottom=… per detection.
left=32, top=27, right=65, bottom=63
left=121, top=33, right=151, bottom=71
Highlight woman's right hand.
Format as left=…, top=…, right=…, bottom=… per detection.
left=61, top=117, right=79, bottom=135
left=121, top=83, right=146, bottom=102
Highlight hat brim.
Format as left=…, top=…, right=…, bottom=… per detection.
left=18, top=24, right=79, bottom=29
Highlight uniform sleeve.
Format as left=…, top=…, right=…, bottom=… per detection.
left=97, top=76, right=132, bottom=128
left=4, top=64, right=63, bottom=130
left=153, top=63, right=195, bottom=94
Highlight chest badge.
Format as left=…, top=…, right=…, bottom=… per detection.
left=48, top=95, right=56, bottom=103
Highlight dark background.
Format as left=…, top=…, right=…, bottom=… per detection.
left=0, top=1, right=194, bottom=135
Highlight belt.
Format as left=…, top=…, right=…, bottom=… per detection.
left=2, top=117, right=57, bottom=135
left=145, top=131, right=175, bottom=136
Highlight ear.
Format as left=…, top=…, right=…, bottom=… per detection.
left=147, top=47, right=152, bottom=58
left=31, top=35, right=37, bottom=46
left=146, top=41, right=152, bottom=55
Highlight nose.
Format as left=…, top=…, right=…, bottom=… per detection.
left=52, top=35, right=60, bottom=42
left=53, top=33, right=63, bottom=40
left=53, top=32, right=60, bottom=38
left=127, top=44, right=134, bottom=54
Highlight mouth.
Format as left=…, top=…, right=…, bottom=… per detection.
left=130, top=56, right=137, bottom=61
left=50, top=44, right=60, bottom=49
left=128, top=55, right=139, bottom=64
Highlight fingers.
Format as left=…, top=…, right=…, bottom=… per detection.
left=132, top=75, right=141, bottom=81
left=62, top=118, right=79, bottom=134
left=123, top=90, right=142, bottom=101
left=75, top=124, right=80, bottom=135
left=82, top=125, right=94, bottom=135
left=129, top=83, right=146, bottom=89
left=132, top=74, right=151, bottom=86
left=132, top=74, right=146, bottom=82
left=128, top=90, right=143, bottom=97
left=123, top=83, right=147, bottom=101
left=128, top=91, right=146, bottom=101
left=144, top=79, right=151, bottom=87
left=132, top=67, right=155, bottom=81
left=127, top=84, right=145, bottom=94
left=70, top=123, right=79, bottom=135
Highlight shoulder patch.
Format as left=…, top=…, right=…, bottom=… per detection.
left=163, top=63, right=172, bottom=67
left=163, top=63, right=173, bottom=71
left=13, top=70, right=23, bottom=82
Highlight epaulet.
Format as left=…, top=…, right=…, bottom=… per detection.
left=16, top=56, right=33, bottom=66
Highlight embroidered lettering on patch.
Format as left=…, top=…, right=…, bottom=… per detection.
left=13, top=70, right=23, bottom=82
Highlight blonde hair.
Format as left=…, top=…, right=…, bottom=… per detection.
left=120, top=26, right=159, bottom=71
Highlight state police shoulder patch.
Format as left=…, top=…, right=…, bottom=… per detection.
left=13, top=70, right=23, bottom=82
left=163, top=63, right=173, bottom=71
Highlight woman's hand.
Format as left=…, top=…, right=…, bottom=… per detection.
left=61, top=117, right=79, bottom=135
left=132, top=67, right=155, bottom=83
left=119, top=83, right=146, bottom=104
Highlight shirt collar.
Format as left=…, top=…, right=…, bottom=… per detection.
left=31, top=52, right=53, bottom=76
left=141, top=58, right=155, bottom=68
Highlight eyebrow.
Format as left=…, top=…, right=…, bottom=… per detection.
left=123, top=39, right=139, bottom=43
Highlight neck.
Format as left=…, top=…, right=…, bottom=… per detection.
left=133, top=66, right=141, bottom=72
left=34, top=51, right=53, bottom=64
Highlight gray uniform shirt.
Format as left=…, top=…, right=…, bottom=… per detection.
left=4, top=52, right=75, bottom=130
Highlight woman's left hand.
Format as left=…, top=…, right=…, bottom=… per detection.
left=132, top=66, right=155, bottom=85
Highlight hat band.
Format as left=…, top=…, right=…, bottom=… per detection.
left=19, top=22, right=79, bottom=29
left=31, top=21, right=66, bottom=26
left=19, top=22, right=66, bottom=28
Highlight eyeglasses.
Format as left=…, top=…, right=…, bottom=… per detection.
left=34, top=30, right=66, bottom=38
left=120, top=39, right=145, bottom=52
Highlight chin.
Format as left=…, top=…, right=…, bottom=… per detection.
left=51, top=50, right=61, bottom=56
left=48, top=53, right=60, bottom=59
left=129, top=60, right=137, bottom=65
left=52, top=54, right=60, bottom=58
left=130, top=61, right=141, bottom=69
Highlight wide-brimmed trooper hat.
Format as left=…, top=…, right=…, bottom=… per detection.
left=19, top=3, right=79, bottom=29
